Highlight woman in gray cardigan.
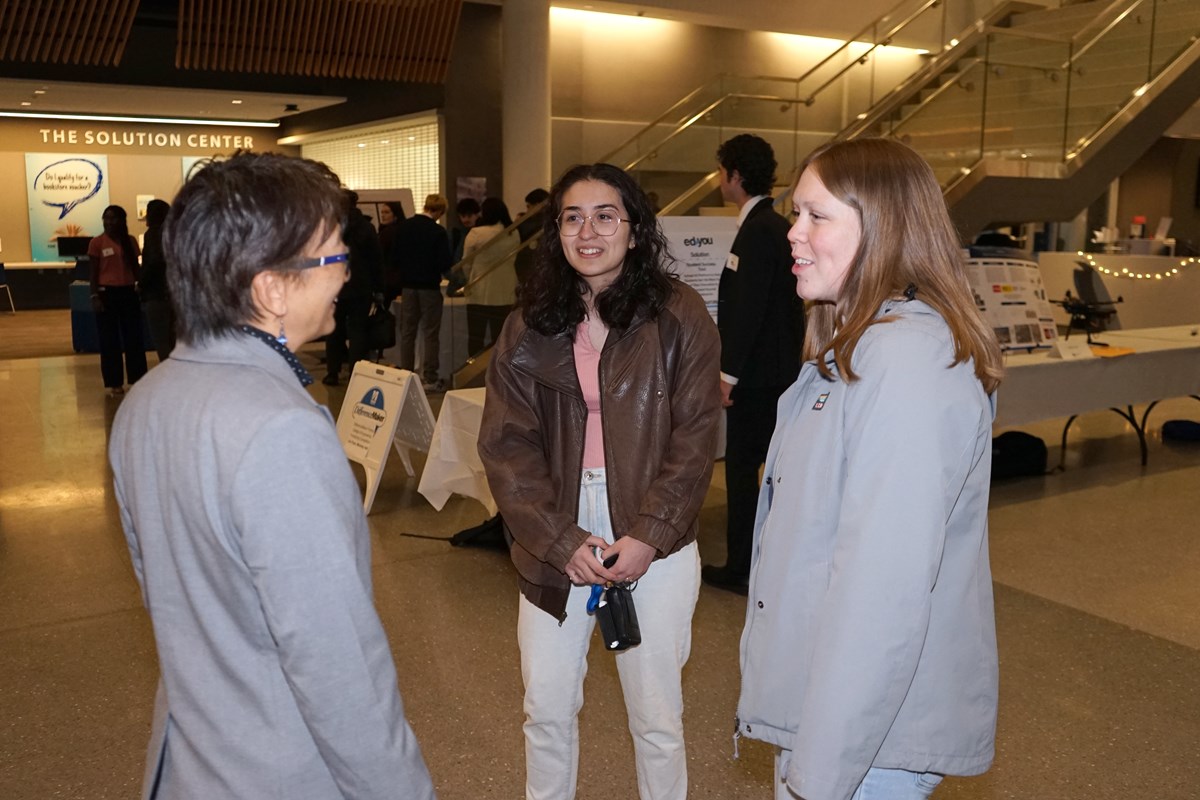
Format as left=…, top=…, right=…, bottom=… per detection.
left=108, top=152, right=434, bottom=800
left=736, top=139, right=1004, bottom=800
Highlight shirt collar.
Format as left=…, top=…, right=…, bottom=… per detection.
left=735, top=195, right=770, bottom=229
left=237, top=325, right=315, bottom=386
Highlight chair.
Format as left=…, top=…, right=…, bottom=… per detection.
left=0, top=264, right=14, bottom=314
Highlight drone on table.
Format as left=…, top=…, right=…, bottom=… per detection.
left=1050, top=290, right=1123, bottom=344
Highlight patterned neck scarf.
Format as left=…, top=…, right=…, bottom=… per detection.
left=238, top=325, right=314, bottom=387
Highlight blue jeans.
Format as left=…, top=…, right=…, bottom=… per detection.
left=851, top=768, right=942, bottom=800
left=775, top=750, right=943, bottom=800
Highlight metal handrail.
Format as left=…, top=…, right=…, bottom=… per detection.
left=793, top=0, right=943, bottom=94
left=1067, top=0, right=1151, bottom=66
left=800, top=0, right=946, bottom=105
left=597, top=80, right=721, bottom=165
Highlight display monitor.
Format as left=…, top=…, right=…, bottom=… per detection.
left=56, top=236, right=92, bottom=258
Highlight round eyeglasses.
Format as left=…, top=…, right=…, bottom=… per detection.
left=556, top=210, right=629, bottom=237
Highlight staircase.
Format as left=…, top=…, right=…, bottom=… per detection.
left=853, top=0, right=1200, bottom=234
left=609, top=0, right=1200, bottom=234
left=445, top=0, right=1200, bottom=383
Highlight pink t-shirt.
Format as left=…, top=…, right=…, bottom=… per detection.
left=87, top=233, right=139, bottom=287
left=574, top=319, right=606, bottom=469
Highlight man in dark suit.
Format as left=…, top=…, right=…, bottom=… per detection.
left=704, top=134, right=805, bottom=595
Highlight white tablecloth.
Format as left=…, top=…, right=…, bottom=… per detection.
left=996, top=325, right=1200, bottom=428
left=417, top=388, right=496, bottom=514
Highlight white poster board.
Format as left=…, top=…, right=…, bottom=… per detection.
left=335, top=362, right=436, bottom=514
left=25, top=153, right=110, bottom=261
left=659, top=216, right=737, bottom=322
left=964, top=254, right=1058, bottom=352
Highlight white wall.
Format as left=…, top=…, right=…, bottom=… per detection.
left=1039, top=252, right=1200, bottom=329
left=548, top=9, right=926, bottom=181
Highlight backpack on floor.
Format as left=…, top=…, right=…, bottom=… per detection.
left=1162, top=420, right=1200, bottom=442
left=992, top=431, right=1047, bottom=479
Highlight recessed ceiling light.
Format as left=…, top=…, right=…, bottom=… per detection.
left=357, top=142, right=367, bottom=148
left=20, top=101, right=31, bottom=106
left=408, top=135, right=415, bottom=141
left=33, top=89, right=46, bottom=95
left=380, top=139, right=389, bottom=144
left=231, top=99, right=243, bottom=105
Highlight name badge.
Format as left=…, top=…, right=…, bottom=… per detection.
left=101, top=247, right=115, bottom=258
left=725, top=253, right=739, bottom=272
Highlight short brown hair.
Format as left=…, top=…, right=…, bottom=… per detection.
left=799, top=139, right=1002, bottom=394
left=165, top=151, right=346, bottom=344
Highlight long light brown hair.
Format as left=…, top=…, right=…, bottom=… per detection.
left=800, top=139, right=1003, bottom=394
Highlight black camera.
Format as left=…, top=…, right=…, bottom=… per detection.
left=591, top=552, right=641, bottom=652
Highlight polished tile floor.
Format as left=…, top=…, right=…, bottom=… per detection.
left=1, top=343, right=1198, bottom=799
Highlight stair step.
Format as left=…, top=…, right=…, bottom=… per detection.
left=1007, top=0, right=1111, bottom=32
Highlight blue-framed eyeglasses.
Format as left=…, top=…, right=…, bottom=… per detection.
left=299, top=253, right=350, bottom=271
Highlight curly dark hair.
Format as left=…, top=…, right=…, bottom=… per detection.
left=519, top=163, right=676, bottom=336
left=716, top=134, right=777, bottom=197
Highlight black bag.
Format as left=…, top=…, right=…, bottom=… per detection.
left=991, top=431, right=1047, bottom=479
left=595, top=583, right=641, bottom=651
left=367, top=300, right=396, bottom=350
left=1162, top=419, right=1200, bottom=442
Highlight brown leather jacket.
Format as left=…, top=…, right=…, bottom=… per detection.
left=478, top=282, right=722, bottom=621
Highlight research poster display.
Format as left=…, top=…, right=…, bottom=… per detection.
left=25, top=153, right=110, bottom=262
left=964, top=254, right=1058, bottom=351
left=335, top=362, right=436, bottom=514
left=659, top=216, right=737, bottom=322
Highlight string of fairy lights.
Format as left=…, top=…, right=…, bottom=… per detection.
left=1077, top=252, right=1198, bottom=280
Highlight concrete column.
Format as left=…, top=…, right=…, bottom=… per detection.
left=502, top=0, right=552, bottom=213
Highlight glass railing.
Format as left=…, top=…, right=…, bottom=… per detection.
left=888, top=30, right=1074, bottom=182
left=435, top=0, right=1200, bottom=382
left=883, top=0, right=1200, bottom=188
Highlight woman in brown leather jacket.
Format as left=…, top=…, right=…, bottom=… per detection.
left=479, top=163, right=721, bottom=800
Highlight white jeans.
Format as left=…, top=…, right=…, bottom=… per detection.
left=518, top=468, right=701, bottom=800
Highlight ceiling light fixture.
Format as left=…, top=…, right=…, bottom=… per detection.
left=231, top=99, right=243, bottom=104
left=0, top=111, right=279, bottom=127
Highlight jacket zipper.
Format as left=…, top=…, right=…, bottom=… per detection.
left=559, top=344, right=590, bottom=627
left=732, top=716, right=741, bottom=760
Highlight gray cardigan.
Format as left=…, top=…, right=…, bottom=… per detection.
left=737, top=299, right=998, bottom=800
left=110, top=333, right=434, bottom=800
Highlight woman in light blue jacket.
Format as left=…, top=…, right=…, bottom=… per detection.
left=737, top=138, right=1004, bottom=800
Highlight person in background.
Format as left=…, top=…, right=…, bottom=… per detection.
left=378, top=201, right=407, bottom=306
left=450, top=197, right=481, bottom=264
left=462, top=197, right=519, bottom=354
left=515, top=187, right=550, bottom=286
left=736, top=138, right=1003, bottom=800
left=324, top=189, right=383, bottom=386
left=393, top=193, right=452, bottom=392
left=88, top=204, right=147, bottom=395
left=478, top=163, right=721, bottom=800
left=704, top=133, right=805, bottom=595
left=109, top=151, right=435, bottom=799
left=140, top=199, right=176, bottom=362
